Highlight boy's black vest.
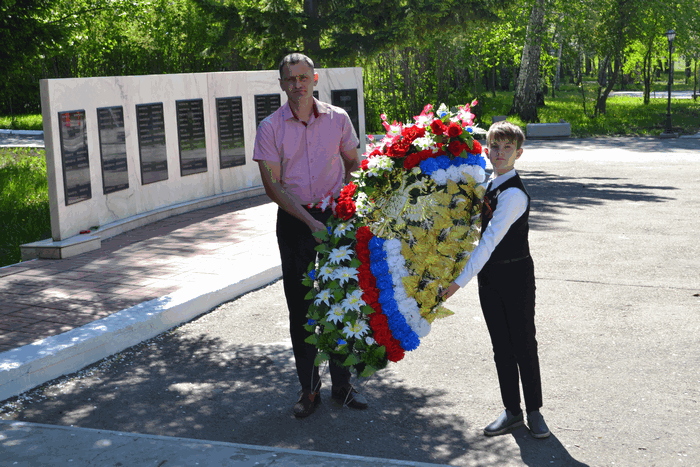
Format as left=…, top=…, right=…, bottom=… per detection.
left=482, top=174, right=531, bottom=265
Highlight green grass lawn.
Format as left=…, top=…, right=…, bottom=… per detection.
left=0, top=148, right=51, bottom=267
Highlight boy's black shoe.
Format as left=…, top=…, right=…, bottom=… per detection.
left=483, top=409, right=524, bottom=436
left=527, top=410, right=551, bottom=438
left=331, top=385, right=368, bottom=410
left=293, top=389, right=321, bottom=418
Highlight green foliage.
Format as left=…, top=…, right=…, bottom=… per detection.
left=0, top=114, right=44, bottom=131
left=0, top=148, right=51, bottom=267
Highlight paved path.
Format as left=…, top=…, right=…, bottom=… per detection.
left=1, top=136, right=699, bottom=466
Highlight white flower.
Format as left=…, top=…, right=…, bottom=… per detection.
left=328, top=246, right=353, bottom=264
left=326, top=304, right=345, bottom=323
left=431, top=169, right=448, bottom=186
left=446, top=165, right=462, bottom=182
left=333, top=266, right=358, bottom=286
left=412, top=136, right=436, bottom=151
left=384, top=238, right=402, bottom=256
left=317, top=264, right=336, bottom=282
left=333, top=221, right=354, bottom=238
left=365, top=336, right=376, bottom=345
left=354, top=192, right=371, bottom=215
left=343, top=320, right=370, bottom=339
left=314, top=288, right=332, bottom=306
left=341, top=289, right=365, bottom=312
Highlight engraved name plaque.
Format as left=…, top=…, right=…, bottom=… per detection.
left=136, top=103, right=168, bottom=184
left=216, top=97, right=246, bottom=169
left=254, top=94, right=281, bottom=127
left=58, top=110, right=91, bottom=205
left=97, top=106, right=128, bottom=194
left=331, top=89, right=360, bottom=146
left=176, top=99, right=207, bottom=176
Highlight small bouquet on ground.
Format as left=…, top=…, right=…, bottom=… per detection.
left=302, top=102, right=487, bottom=377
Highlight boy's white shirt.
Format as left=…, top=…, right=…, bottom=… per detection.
left=453, top=169, right=528, bottom=287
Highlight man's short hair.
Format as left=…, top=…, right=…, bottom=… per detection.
left=487, top=120, right=526, bottom=149
left=278, top=53, right=315, bottom=78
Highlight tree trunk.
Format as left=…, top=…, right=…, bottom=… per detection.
left=595, top=56, right=621, bottom=115
left=509, top=0, right=546, bottom=122
left=303, top=0, right=320, bottom=57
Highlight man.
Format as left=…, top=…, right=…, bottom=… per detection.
left=253, top=53, right=366, bottom=418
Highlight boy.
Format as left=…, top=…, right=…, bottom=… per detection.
left=441, top=120, right=550, bottom=438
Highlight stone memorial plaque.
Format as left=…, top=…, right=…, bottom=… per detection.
left=176, top=99, right=207, bottom=176
left=331, top=89, right=360, bottom=146
left=97, top=106, right=128, bottom=194
left=216, top=97, right=246, bottom=169
left=58, top=110, right=91, bottom=205
left=254, top=94, right=281, bottom=127
left=136, top=103, right=168, bottom=184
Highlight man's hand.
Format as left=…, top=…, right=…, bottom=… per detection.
left=440, top=282, right=461, bottom=300
left=308, top=218, right=327, bottom=244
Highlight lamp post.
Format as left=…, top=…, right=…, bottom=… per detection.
left=663, top=29, right=676, bottom=136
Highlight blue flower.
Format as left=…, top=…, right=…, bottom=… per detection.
left=435, top=155, right=451, bottom=170
left=308, top=269, right=317, bottom=280
left=337, top=339, right=347, bottom=346
left=326, top=225, right=332, bottom=235
left=307, top=318, right=317, bottom=326
left=419, top=158, right=439, bottom=175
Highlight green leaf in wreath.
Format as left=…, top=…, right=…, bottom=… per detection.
left=305, top=334, right=319, bottom=345
left=304, top=289, right=315, bottom=300
left=344, top=353, right=360, bottom=366
left=359, top=365, right=377, bottom=378
left=314, top=352, right=330, bottom=366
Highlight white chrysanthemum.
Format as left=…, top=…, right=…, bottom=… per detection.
left=384, top=238, right=402, bottom=256
left=431, top=169, right=448, bottom=186
left=446, top=165, right=462, bottom=182
left=314, top=288, right=332, bottom=306
left=412, top=136, right=436, bottom=151
left=317, top=264, right=335, bottom=282
left=354, top=192, right=371, bottom=215
left=328, top=246, right=353, bottom=264
left=333, top=221, right=354, bottom=238
left=333, top=266, right=358, bottom=286
left=341, top=289, right=365, bottom=312
left=326, top=304, right=345, bottom=323
left=343, top=320, right=370, bottom=339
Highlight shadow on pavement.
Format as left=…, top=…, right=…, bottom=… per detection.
left=521, top=169, right=677, bottom=230
left=1, top=327, right=588, bottom=466
left=514, top=431, right=589, bottom=466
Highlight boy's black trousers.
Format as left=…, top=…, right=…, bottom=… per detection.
left=477, top=256, right=543, bottom=414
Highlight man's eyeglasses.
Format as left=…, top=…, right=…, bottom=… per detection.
left=282, top=74, right=312, bottom=85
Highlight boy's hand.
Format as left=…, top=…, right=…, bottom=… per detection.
left=440, top=282, right=461, bottom=300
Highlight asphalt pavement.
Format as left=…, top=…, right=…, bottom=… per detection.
left=1, top=135, right=699, bottom=466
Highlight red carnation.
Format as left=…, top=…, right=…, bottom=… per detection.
left=360, top=159, right=369, bottom=170
left=416, top=149, right=434, bottom=161
left=403, top=152, right=421, bottom=170
left=356, top=226, right=373, bottom=243
left=339, top=182, right=357, bottom=200
left=430, top=119, right=447, bottom=135
left=446, top=122, right=463, bottom=138
left=469, top=139, right=483, bottom=154
left=335, top=199, right=356, bottom=220
left=448, top=140, right=468, bottom=157
left=387, top=138, right=411, bottom=158
left=401, top=125, right=425, bottom=143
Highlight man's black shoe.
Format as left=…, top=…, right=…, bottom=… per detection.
left=331, top=385, right=368, bottom=410
left=293, top=390, right=320, bottom=418
left=483, top=409, right=524, bottom=436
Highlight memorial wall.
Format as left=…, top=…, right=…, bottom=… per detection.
left=34, top=68, right=364, bottom=256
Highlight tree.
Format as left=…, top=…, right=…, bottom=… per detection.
left=509, top=0, right=546, bottom=122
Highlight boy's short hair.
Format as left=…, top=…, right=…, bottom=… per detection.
left=278, top=53, right=315, bottom=78
left=487, top=120, right=525, bottom=149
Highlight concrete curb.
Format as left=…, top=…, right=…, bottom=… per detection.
left=0, top=265, right=282, bottom=402
left=0, top=420, right=448, bottom=466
